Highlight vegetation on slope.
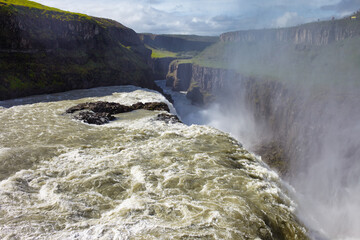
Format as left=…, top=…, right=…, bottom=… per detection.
left=0, top=0, right=154, bottom=100
left=190, top=12, right=360, bottom=87
left=0, top=0, right=128, bottom=27
left=192, top=36, right=360, bottom=87
left=146, top=45, right=178, bottom=58
left=140, top=33, right=218, bottom=59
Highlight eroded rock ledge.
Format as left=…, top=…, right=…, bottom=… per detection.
left=66, top=101, right=176, bottom=125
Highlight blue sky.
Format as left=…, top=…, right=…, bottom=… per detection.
left=35, top=0, right=360, bottom=35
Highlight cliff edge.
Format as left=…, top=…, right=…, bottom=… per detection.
left=0, top=0, right=156, bottom=100
left=220, top=11, right=360, bottom=45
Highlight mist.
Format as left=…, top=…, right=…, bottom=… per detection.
left=175, top=35, right=360, bottom=239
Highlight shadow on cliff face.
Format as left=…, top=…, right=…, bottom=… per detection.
left=190, top=34, right=360, bottom=238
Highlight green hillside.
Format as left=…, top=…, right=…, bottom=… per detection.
left=0, top=0, right=154, bottom=100
left=192, top=36, right=360, bottom=87
left=189, top=12, right=360, bottom=87
left=139, top=33, right=218, bottom=59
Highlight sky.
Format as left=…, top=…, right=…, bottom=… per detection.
left=35, top=0, right=360, bottom=35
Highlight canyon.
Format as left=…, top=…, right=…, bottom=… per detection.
left=1, top=1, right=360, bottom=238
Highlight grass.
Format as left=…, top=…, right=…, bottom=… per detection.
left=1, top=0, right=64, bottom=11
left=141, top=33, right=218, bottom=43
left=146, top=45, right=178, bottom=58
left=0, top=0, right=92, bottom=20
left=140, top=33, right=219, bottom=59
left=146, top=45, right=202, bottom=59
left=155, top=34, right=218, bottom=43
left=0, top=0, right=127, bottom=27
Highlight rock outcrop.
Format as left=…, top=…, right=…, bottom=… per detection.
left=152, top=57, right=177, bottom=80
left=166, top=61, right=193, bottom=91
left=154, top=113, right=182, bottom=124
left=0, top=1, right=157, bottom=100
left=66, top=101, right=170, bottom=125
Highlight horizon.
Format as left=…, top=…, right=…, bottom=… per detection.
left=33, top=0, right=360, bottom=36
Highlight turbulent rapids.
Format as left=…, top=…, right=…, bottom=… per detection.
left=0, top=86, right=307, bottom=239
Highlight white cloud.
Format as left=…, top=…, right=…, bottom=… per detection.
left=275, top=12, right=302, bottom=27
left=33, top=0, right=356, bottom=35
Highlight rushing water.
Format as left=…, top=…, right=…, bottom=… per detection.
left=0, top=86, right=307, bottom=239
left=158, top=79, right=360, bottom=240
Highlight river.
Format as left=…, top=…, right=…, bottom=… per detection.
left=0, top=85, right=307, bottom=239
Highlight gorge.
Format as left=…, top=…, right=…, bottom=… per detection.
left=1, top=0, right=360, bottom=239
left=159, top=13, right=360, bottom=239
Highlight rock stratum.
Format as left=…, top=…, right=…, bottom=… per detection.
left=220, top=12, right=360, bottom=45
left=0, top=0, right=159, bottom=100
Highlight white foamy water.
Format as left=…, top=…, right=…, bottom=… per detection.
left=159, top=78, right=360, bottom=240
left=0, top=86, right=307, bottom=239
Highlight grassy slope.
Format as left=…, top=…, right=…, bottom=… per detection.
left=146, top=45, right=178, bottom=58
left=157, top=34, right=218, bottom=43
left=192, top=36, right=360, bottom=87
left=0, top=0, right=127, bottom=28
left=191, top=13, right=360, bottom=87
left=0, top=0, right=93, bottom=21
left=140, top=33, right=218, bottom=59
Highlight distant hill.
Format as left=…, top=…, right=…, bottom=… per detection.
left=138, top=33, right=218, bottom=80
left=139, top=33, right=218, bottom=58
left=0, top=0, right=156, bottom=100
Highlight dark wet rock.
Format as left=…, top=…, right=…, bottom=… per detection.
left=166, top=62, right=193, bottom=91
left=162, top=92, right=174, bottom=104
left=253, top=141, right=289, bottom=176
left=66, top=101, right=131, bottom=114
left=155, top=113, right=182, bottom=124
left=74, top=111, right=115, bottom=125
left=67, top=101, right=171, bottom=125
left=152, top=57, right=177, bottom=80
left=132, top=102, right=170, bottom=112
left=67, top=101, right=170, bottom=114
left=186, top=87, right=204, bottom=105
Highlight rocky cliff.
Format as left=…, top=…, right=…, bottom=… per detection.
left=0, top=0, right=157, bottom=100
left=139, top=34, right=218, bottom=81
left=184, top=64, right=360, bottom=176
left=166, top=61, right=193, bottom=91
left=221, top=12, right=360, bottom=45
left=139, top=33, right=218, bottom=53
left=151, top=57, right=176, bottom=80
left=168, top=14, right=360, bottom=175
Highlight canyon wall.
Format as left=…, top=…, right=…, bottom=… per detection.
left=0, top=2, right=157, bottom=100
left=220, top=14, right=360, bottom=45
left=151, top=57, right=176, bottom=80
left=166, top=61, right=193, bottom=91
left=181, top=64, right=359, bottom=176
left=163, top=14, right=360, bottom=174
left=139, top=33, right=218, bottom=52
